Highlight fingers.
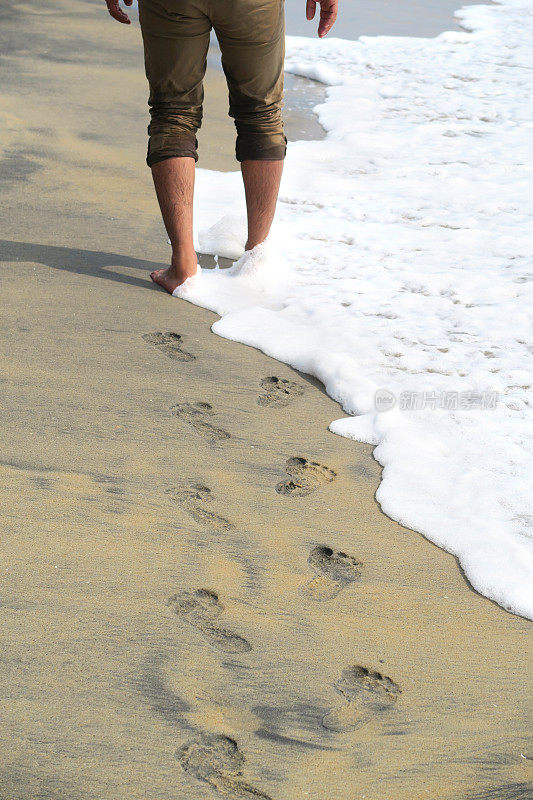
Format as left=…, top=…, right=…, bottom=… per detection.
left=106, top=0, right=131, bottom=24
left=318, top=0, right=338, bottom=37
left=307, top=0, right=338, bottom=37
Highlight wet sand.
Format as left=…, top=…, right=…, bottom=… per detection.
left=1, top=2, right=531, bottom=799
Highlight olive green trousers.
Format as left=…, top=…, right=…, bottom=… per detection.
left=138, top=0, right=287, bottom=166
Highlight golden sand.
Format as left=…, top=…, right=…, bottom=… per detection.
left=0, top=3, right=531, bottom=799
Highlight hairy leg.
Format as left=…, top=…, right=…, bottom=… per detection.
left=150, top=156, right=199, bottom=294
left=241, top=159, right=284, bottom=250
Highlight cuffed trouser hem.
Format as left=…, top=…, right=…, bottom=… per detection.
left=236, top=135, right=287, bottom=162
left=140, top=0, right=286, bottom=167
left=146, top=131, right=199, bottom=167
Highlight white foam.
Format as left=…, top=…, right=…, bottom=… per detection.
left=171, top=265, right=203, bottom=298
left=177, top=0, right=533, bottom=619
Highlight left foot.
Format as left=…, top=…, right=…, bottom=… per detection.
left=150, top=263, right=198, bottom=295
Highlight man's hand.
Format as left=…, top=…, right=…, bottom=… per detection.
left=306, top=0, right=338, bottom=38
left=106, top=0, right=133, bottom=24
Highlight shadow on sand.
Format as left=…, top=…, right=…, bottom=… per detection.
left=0, top=239, right=228, bottom=291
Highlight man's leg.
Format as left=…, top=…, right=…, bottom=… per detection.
left=241, top=159, right=284, bottom=251
left=149, top=157, right=198, bottom=292
left=138, top=0, right=211, bottom=292
left=214, top=0, right=287, bottom=252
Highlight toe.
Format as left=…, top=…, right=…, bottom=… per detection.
left=150, top=270, right=164, bottom=283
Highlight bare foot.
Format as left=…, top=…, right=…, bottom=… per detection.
left=150, top=262, right=198, bottom=295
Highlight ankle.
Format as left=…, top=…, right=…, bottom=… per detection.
left=171, top=248, right=197, bottom=270
left=245, top=237, right=265, bottom=251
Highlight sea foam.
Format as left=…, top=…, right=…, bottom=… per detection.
left=179, top=0, right=533, bottom=619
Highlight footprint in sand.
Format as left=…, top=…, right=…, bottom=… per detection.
left=165, top=483, right=234, bottom=531
left=301, top=545, right=362, bottom=601
left=142, top=332, right=195, bottom=362
left=170, top=402, right=231, bottom=443
left=257, top=376, right=305, bottom=408
left=322, top=665, right=401, bottom=732
left=177, top=733, right=272, bottom=799
left=276, top=457, right=336, bottom=497
left=167, top=589, right=252, bottom=654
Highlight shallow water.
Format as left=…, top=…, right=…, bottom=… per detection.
left=284, top=0, right=482, bottom=38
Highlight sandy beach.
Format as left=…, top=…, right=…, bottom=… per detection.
left=1, top=1, right=531, bottom=799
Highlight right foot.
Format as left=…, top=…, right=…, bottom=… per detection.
left=150, top=263, right=198, bottom=295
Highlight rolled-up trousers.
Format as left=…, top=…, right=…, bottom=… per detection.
left=138, top=0, right=287, bottom=166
